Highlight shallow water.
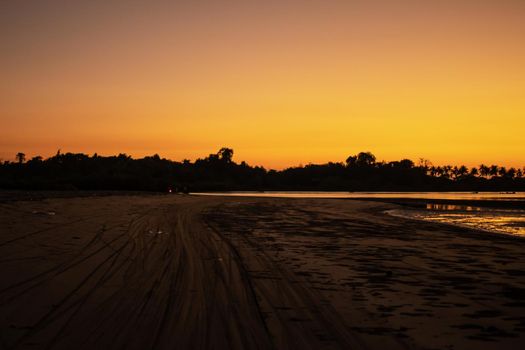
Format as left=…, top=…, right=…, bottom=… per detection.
left=193, top=191, right=525, bottom=201
left=387, top=206, right=525, bottom=236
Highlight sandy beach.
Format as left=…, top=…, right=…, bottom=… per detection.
left=1, top=193, right=524, bottom=349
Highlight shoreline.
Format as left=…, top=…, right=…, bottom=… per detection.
left=3, top=189, right=525, bottom=208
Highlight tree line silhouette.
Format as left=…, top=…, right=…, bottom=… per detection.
left=1, top=149, right=524, bottom=192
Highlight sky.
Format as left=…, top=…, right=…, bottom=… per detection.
left=1, top=0, right=524, bottom=169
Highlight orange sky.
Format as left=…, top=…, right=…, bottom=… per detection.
left=1, top=1, right=524, bottom=169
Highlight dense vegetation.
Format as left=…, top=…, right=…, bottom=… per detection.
left=1, top=149, right=524, bottom=192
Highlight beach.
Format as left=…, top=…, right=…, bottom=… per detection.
left=1, top=193, right=524, bottom=349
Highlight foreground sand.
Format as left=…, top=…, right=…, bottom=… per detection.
left=0, top=194, right=524, bottom=349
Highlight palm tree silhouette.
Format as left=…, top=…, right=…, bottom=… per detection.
left=457, top=165, right=468, bottom=179
left=478, top=164, right=489, bottom=178
left=489, top=165, right=499, bottom=178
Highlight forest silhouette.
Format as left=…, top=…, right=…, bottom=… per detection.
left=1, top=148, right=524, bottom=192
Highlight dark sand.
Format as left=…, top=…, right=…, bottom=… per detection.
left=0, top=194, right=524, bottom=349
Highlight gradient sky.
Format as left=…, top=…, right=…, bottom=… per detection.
left=1, top=0, right=524, bottom=169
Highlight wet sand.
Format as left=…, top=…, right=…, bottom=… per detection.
left=0, top=194, right=524, bottom=349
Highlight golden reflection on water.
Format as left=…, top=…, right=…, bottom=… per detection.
left=426, top=203, right=481, bottom=211
left=194, top=192, right=525, bottom=201
left=389, top=207, right=525, bottom=236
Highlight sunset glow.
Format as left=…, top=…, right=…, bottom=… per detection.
left=2, top=1, right=524, bottom=168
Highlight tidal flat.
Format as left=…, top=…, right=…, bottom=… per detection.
left=1, top=193, right=524, bottom=349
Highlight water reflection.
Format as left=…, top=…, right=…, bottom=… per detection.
left=193, top=191, right=525, bottom=201
left=388, top=206, right=525, bottom=236
left=426, top=203, right=482, bottom=211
